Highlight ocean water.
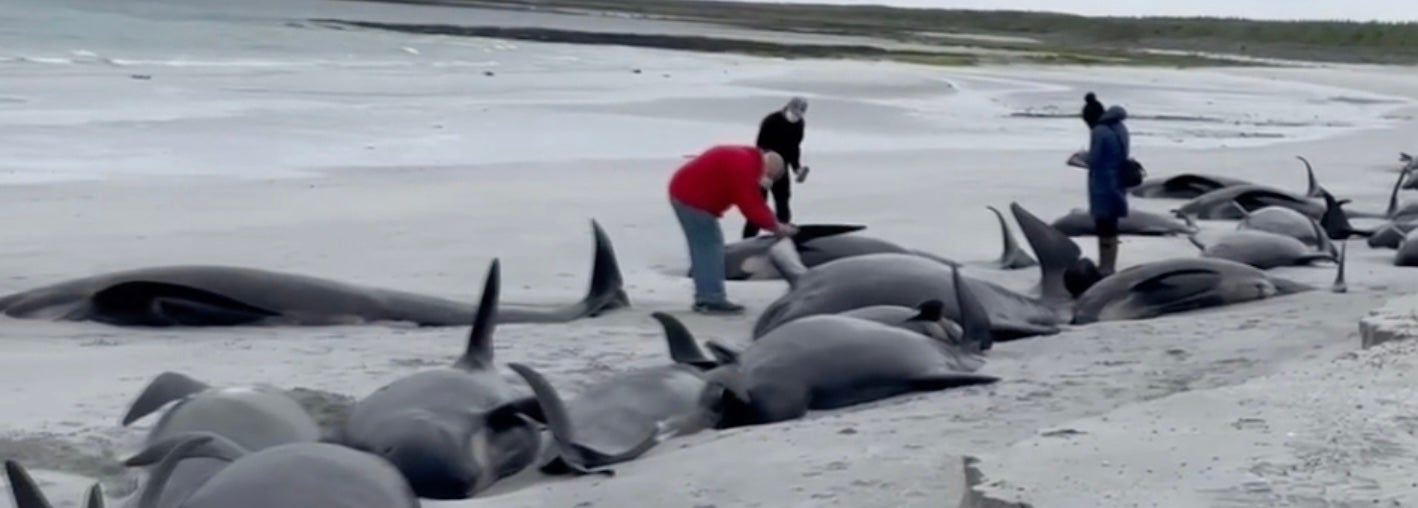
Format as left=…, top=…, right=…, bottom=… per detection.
left=0, top=0, right=1410, bottom=185
left=737, top=0, right=1416, bottom=23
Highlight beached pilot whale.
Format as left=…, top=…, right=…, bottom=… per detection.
left=116, top=372, right=322, bottom=508
left=0, top=220, right=628, bottom=327
left=701, top=263, right=998, bottom=428
left=1128, top=155, right=1319, bottom=200
left=1175, top=184, right=1325, bottom=220
left=1129, top=173, right=1253, bottom=199
left=332, top=258, right=552, bottom=499
left=1049, top=208, right=1197, bottom=237
left=715, top=224, right=968, bottom=281
left=1071, top=237, right=1346, bottom=324
left=751, top=202, right=1080, bottom=343
left=126, top=434, right=420, bottom=508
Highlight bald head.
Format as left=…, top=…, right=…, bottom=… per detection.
left=761, top=150, right=786, bottom=180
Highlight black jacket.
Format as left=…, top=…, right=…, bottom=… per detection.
left=755, top=111, right=804, bottom=170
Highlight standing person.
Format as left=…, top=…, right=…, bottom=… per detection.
left=669, top=145, right=798, bottom=315
left=1082, top=92, right=1105, bottom=129
left=743, top=96, right=809, bottom=239
left=1087, top=105, right=1131, bottom=276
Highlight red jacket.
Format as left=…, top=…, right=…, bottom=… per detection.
left=668, top=145, right=778, bottom=232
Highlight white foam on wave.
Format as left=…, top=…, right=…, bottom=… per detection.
left=0, top=53, right=503, bottom=70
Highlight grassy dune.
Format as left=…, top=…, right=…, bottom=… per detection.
left=328, top=0, right=1418, bottom=66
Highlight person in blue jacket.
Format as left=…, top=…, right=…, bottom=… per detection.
left=1087, top=105, right=1130, bottom=276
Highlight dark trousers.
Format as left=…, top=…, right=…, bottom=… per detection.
left=742, top=174, right=792, bottom=238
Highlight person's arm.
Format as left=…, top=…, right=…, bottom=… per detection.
left=783, top=121, right=803, bottom=171
left=733, top=175, right=781, bottom=232
left=1086, top=127, right=1106, bottom=175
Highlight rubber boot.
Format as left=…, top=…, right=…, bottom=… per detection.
left=1098, top=236, right=1119, bottom=276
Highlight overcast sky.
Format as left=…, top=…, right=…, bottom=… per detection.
left=739, top=0, right=1416, bottom=22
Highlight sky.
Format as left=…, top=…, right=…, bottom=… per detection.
left=740, top=0, right=1417, bottom=22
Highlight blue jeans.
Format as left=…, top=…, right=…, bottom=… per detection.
left=671, top=199, right=728, bottom=304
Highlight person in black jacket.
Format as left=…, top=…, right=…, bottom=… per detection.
left=743, top=96, right=809, bottom=238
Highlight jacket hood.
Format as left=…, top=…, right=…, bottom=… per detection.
left=1098, top=105, right=1127, bottom=124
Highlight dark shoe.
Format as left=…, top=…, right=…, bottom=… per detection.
left=693, top=301, right=746, bottom=315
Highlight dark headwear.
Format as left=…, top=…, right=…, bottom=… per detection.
left=1082, top=92, right=1104, bottom=129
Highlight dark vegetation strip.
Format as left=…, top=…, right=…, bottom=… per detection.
left=332, top=0, right=1418, bottom=65
left=311, top=19, right=1243, bottom=67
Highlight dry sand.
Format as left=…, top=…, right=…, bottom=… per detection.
left=6, top=5, right=1418, bottom=506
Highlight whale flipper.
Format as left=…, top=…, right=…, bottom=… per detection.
left=87, top=281, right=281, bottom=327
left=767, top=239, right=809, bottom=288
left=506, top=363, right=663, bottom=476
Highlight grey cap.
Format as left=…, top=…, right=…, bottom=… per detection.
left=785, top=96, right=808, bottom=115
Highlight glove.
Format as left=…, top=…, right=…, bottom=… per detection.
left=774, top=223, right=799, bottom=237
left=796, top=165, right=810, bottom=183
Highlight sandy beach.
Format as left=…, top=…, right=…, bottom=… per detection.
left=6, top=1, right=1418, bottom=507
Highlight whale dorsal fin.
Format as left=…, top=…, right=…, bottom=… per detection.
left=5, top=461, right=53, bottom=508
left=4, top=461, right=110, bottom=508
left=455, top=259, right=501, bottom=371
left=84, top=484, right=104, bottom=508
left=1387, top=167, right=1407, bottom=218
left=986, top=206, right=1038, bottom=270
left=1309, top=217, right=1338, bottom=257
left=650, top=312, right=716, bottom=369
left=1332, top=240, right=1348, bottom=294
left=1008, top=202, right=1081, bottom=303
left=951, top=264, right=993, bottom=352
left=1298, top=155, right=1323, bottom=198
left=121, top=372, right=211, bottom=426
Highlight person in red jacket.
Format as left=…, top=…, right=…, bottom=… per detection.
left=669, top=145, right=799, bottom=314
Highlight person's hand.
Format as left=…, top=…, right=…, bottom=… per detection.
left=774, top=223, right=799, bottom=237
left=796, top=166, right=810, bottom=183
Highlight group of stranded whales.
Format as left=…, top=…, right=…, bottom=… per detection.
left=14, top=152, right=1418, bottom=508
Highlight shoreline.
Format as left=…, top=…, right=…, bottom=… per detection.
left=334, top=0, right=1418, bottom=66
